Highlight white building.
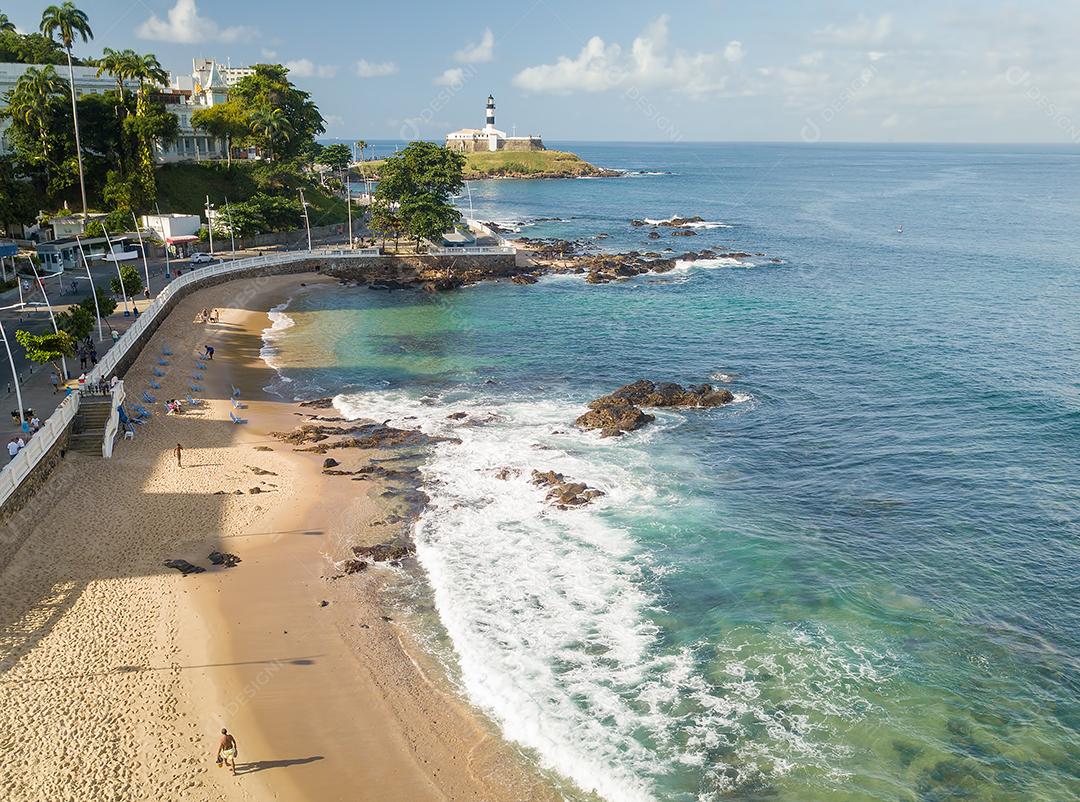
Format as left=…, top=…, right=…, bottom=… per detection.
left=445, top=95, right=544, bottom=153
left=140, top=212, right=200, bottom=243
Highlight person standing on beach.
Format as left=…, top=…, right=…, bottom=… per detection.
left=175, top=443, right=183, bottom=468
left=217, top=728, right=238, bottom=775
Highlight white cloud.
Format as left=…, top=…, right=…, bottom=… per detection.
left=434, top=67, right=466, bottom=87
left=815, top=14, right=894, bottom=48
left=455, top=27, right=495, bottom=63
left=513, top=16, right=731, bottom=96
left=881, top=113, right=900, bottom=129
left=137, top=0, right=253, bottom=44
left=354, top=59, right=398, bottom=78
left=724, top=40, right=744, bottom=64
left=284, top=59, right=338, bottom=79
left=261, top=48, right=278, bottom=59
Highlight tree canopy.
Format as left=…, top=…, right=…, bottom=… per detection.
left=318, top=143, right=351, bottom=172
left=229, top=64, right=324, bottom=162
left=373, top=142, right=466, bottom=251
left=15, top=329, right=76, bottom=376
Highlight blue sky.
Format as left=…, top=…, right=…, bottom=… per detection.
left=8, top=0, right=1080, bottom=143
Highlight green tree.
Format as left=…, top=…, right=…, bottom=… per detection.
left=248, top=106, right=292, bottom=162
left=374, top=141, right=465, bottom=251
left=191, top=101, right=248, bottom=167
left=108, top=262, right=143, bottom=297
left=79, top=287, right=116, bottom=319
left=319, top=143, right=351, bottom=172
left=0, top=13, right=15, bottom=32
left=55, top=303, right=94, bottom=341
left=0, top=157, right=37, bottom=231
left=15, top=329, right=76, bottom=377
left=0, top=29, right=69, bottom=64
left=96, top=47, right=138, bottom=103
left=368, top=198, right=404, bottom=250
left=1, top=65, right=66, bottom=183
left=230, top=64, right=324, bottom=160
left=40, top=2, right=93, bottom=219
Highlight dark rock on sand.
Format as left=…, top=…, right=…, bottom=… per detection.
left=323, top=458, right=340, bottom=468
left=254, top=446, right=274, bottom=452
left=208, top=551, right=242, bottom=568
left=163, top=559, right=204, bottom=575
left=352, top=540, right=414, bottom=563
left=342, top=559, right=368, bottom=574
left=300, top=398, right=336, bottom=409
left=248, top=487, right=262, bottom=494
left=248, top=466, right=277, bottom=476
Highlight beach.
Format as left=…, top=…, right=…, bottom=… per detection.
left=0, top=272, right=557, bottom=802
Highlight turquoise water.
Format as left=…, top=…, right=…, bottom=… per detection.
left=266, top=143, right=1080, bottom=801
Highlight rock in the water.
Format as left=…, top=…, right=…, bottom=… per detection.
left=648, top=230, right=661, bottom=239
left=342, top=559, right=368, bottom=574
left=658, top=216, right=704, bottom=227
left=575, top=401, right=655, bottom=435
left=494, top=467, right=519, bottom=480
left=163, top=559, right=204, bottom=575
left=208, top=551, right=241, bottom=568
left=531, top=469, right=605, bottom=508
left=446, top=412, right=468, bottom=420
left=671, top=229, right=697, bottom=236
left=352, top=540, right=413, bottom=563
left=300, top=397, right=336, bottom=409
left=511, top=273, right=539, bottom=285
left=589, top=379, right=734, bottom=409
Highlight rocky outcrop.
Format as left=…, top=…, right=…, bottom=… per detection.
left=531, top=470, right=605, bottom=508
left=271, top=422, right=455, bottom=453
left=209, top=551, right=242, bottom=568
left=576, top=380, right=735, bottom=436
left=352, top=540, right=413, bottom=564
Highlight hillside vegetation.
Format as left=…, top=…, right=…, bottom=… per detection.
left=155, top=163, right=348, bottom=226
left=358, top=149, right=616, bottom=181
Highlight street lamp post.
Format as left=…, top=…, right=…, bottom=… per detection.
left=0, top=316, right=26, bottom=430
left=132, top=212, right=152, bottom=298
left=299, top=188, right=312, bottom=251
left=344, top=169, right=353, bottom=248
left=224, top=197, right=237, bottom=254
left=155, top=202, right=172, bottom=280
left=101, top=226, right=129, bottom=316
left=205, top=195, right=215, bottom=257
left=24, top=256, right=69, bottom=381
left=75, top=236, right=104, bottom=343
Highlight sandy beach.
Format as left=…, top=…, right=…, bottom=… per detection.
left=0, top=272, right=558, bottom=802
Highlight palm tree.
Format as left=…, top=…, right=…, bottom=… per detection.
left=355, top=140, right=367, bottom=162
left=4, top=65, right=65, bottom=179
left=0, top=13, right=16, bottom=32
left=249, top=106, right=292, bottom=162
left=96, top=47, right=138, bottom=103
left=40, top=2, right=93, bottom=220
left=132, top=52, right=167, bottom=114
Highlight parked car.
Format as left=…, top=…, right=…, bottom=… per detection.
left=189, top=252, right=214, bottom=265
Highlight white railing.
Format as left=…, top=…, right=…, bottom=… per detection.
left=102, top=380, right=125, bottom=458
left=0, top=391, right=80, bottom=504
left=426, top=245, right=517, bottom=256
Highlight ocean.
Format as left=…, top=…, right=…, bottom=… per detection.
left=266, top=142, right=1080, bottom=801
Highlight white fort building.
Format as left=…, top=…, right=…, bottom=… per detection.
left=445, top=95, right=544, bottom=153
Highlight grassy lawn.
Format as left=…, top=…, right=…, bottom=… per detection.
left=356, top=149, right=606, bottom=179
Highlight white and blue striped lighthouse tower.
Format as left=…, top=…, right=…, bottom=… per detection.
left=485, top=94, right=496, bottom=132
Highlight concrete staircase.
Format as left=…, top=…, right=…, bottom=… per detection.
left=69, top=396, right=114, bottom=456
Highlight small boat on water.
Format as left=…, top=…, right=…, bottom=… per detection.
left=897, top=223, right=905, bottom=234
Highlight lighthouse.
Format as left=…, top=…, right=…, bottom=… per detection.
left=444, top=95, right=544, bottom=152
left=485, top=94, right=496, bottom=132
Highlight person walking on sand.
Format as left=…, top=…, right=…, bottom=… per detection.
left=175, top=443, right=183, bottom=468
left=217, top=728, right=238, bottom=775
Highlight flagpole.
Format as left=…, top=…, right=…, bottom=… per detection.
left=25, top=256, right=69, bottom=381
left=101, top=225, right=129, bottom=315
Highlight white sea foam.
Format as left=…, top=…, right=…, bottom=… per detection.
left=643, top=216, right=731, bottom=229
left=672, top=257, right=754, bottom=272
left=330, top=389, right=888, bottom=800
left=260, top=299, right=296, bottom=373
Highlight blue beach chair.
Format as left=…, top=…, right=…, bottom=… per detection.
left=230, top=385, right=241, bottom=398
left=162, top=346, right=173, bottom=356
left=229, top=411, right=246, bottom=424
left=134, top=404, right=152, bottom=419
left=190, top=384, right=204, bottom=392
left=142, top=391, right=157, bottom=403
left=195, top=360, right=208, bottom=370
left=152, top=368, right=165, bottom=377
left=149, top=380, right=161, bottom=389
left=231, top=398, right=245, bottom=410
left=157, top=358, right=169, bottom=366
left=192, top=372, right=203, bottom=381
left=187, top=394, right=201, bottom=406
